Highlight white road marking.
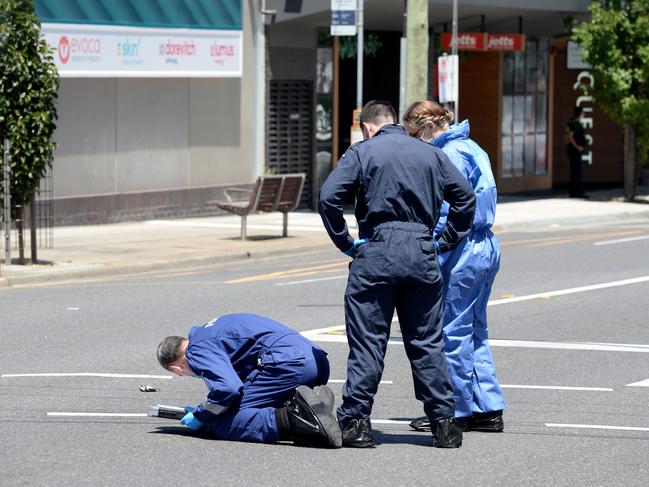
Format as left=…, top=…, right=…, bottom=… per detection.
left=486, top=275, right=649, bottom=306
left=594, top=235, right=649, bottom=246
left=328, top=379, right=393, bottom=384
left=276, top=275, right=348, bottom=286
left=545, top=423, right=649, bottom=432
left=371, top=419, right=412, bottom=425
left=47, top=412, right=148, bottom=417
left=67, top=307, right=80, bottom=311
left=625, top=378, right=649, bottom=387
left=302, top=326, right=649, bottom=353
left=1, top=373, right=173, bottom=379
left=501, top=385, right=613, bottom=392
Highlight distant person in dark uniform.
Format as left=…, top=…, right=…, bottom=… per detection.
left=318, top=100, right=476, bottom=449
left=566, top=107, right=589, bottom=198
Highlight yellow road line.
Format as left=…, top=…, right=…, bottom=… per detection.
left=225, top=260, right=348, bottom=284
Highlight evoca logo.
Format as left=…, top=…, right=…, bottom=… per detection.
left=58, top=35, right=70, bottom=64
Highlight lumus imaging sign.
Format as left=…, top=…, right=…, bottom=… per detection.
left=42, top=23, right=242, bottom=77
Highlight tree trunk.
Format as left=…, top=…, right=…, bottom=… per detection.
left=17, top=205, right=24, bottom=265
left=623, top=123, right=636, bottom=201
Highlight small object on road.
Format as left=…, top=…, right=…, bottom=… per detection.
left=147, top=404, right=186, bottom=420
left=139, top=384, right=159, bottom=392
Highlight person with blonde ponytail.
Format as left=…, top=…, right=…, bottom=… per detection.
left=403, top=100, right=505, bottom=433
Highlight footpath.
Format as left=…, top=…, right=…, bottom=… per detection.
left=1, top=189, right=648, bottom=287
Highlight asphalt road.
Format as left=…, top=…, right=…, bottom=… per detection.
left=2, top=219, right=649, bottom=486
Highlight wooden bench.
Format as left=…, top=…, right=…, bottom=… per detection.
left=216, top=173, right=306, bottom=240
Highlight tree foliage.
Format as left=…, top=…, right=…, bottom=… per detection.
left=0, top=0, right=59, bottom=215
left=571, top=0, right=649, bottom=198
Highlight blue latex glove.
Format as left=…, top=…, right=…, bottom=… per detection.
left=344, top=238, right=368, bottom=257
left=184, top=405, right=196, bottom=414
left=180, top=411, right=203, bottom=431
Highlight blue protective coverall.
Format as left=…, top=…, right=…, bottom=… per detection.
left=318, top=124, right=476, bottom=426
left=432, top=120, right=505, bottom=418
left=186, top=313, right=330, bottom=443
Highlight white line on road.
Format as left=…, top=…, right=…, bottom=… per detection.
left=302, top=326, right=649, bottom=353
left=276, top=275, right=348, bottom=286
left=328, top=379, right=393, bottom=384
left=594, top=235, right=649, bottom=246
left=486, top=275, right=649, bottom=306
left=545, top=423, right=649, bottom=432
left=371, top=419, right=412, bottom=425
left=47, top=412, right=148, bottom=417
left=501, top=385, right=613, bottom=392
left=625, top=378, right=649, bottom=387
left=1, top=373, right=173, bottom=379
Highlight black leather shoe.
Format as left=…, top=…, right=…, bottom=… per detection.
left=286, top=386, right=342, bottom=448
left=341, top=417, right=375, bottom=448
left=410, top=416, right=471, bottom=432
left=431, top=418, right=463, bottom=448
left=470, top=410, right=504, bottom=432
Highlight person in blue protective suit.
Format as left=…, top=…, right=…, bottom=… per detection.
left=318, top=100, right=476, bottom=448
left=156, top=313, right=342, bottom=448
left=403, top=100, right=505, bottom=433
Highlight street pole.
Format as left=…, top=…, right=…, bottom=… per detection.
left=398, top=0, right=407, bottom=120
left=451, top=0, right=459, bottom=121
left=356, top=0, right=364, bottom=109
left=405, top=0, right=428, bottom=107
left=3, top=138, right=11, bottom=266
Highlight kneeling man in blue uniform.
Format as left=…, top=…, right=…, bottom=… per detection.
left=157, top=313, right=341, bottom=448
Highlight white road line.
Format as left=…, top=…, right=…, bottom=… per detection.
left=1, top=373, right=173, bottom=379
left=47, top=412, right=148, bottom=417
left=594, top=235, right=649, bottom=246
left=487, top=275, right=649, bottom=306
left=328, top=379, right=393, bottom=384
left=276, top=275, right=348, bottom=286
left=67, top=307, right=80, bottom=311
left=501, top=385, right=613, bottom=392
left=625, top=378, right=649, bottom=387
left=371, top=419, right=412, bottom=425
left=545, top=423, right=649, bottom=432
left=301, top=326, right=649, bottom=353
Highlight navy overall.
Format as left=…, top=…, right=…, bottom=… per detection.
left=318, top=124, right=476, bottom=426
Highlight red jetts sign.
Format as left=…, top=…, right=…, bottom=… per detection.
left=440, top=33, right=526, bottom=52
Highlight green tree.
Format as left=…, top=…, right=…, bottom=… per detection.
left=571, top=0, right=649, bottom=200
left=0, top=0, right=58, bottom=263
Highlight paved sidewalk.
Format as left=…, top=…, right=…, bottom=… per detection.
left=1, top=189, right=648, bottom=286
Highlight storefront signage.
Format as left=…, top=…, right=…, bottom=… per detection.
left=331, top=0, right=357, bottom=36
left=441, top=32, right=486, bottom=51
left=41, top=23, right=242, bottom=77
left=573, top=71, right=595, bottom=165
left=567, top=40, right=591, bottom=70
left=441, top=33, right=525, bottom=52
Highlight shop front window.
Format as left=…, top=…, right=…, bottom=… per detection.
left=501, top=38, right=549, bottom=178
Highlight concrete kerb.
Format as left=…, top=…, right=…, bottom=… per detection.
left=0, top=243, right=333, bottom=287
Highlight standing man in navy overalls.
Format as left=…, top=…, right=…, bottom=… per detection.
left=318, top=100, right=476, bottom=448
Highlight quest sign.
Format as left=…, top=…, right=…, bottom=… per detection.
left=441, top=33, right=525, bottom=52
left=42, top=23, right=242, bottom=77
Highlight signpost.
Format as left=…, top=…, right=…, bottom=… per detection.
left=438, top=54, right=459, bottom=106
left=330, top=0, right=357, bottom=37
left=3, top=139, right=10, bottom=266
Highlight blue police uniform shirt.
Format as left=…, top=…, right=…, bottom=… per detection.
left=318, top=124, right=476, bottom=253
left=185, top=313, right=306, bottom=422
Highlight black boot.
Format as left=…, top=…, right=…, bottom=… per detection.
left=431, top=417, right=463, bottom=448
left=410, top=416, right=471, bottom=432
left=276, top=385, right=342, bottom=448
left=470, top=410, right=504, bottom=432
left=341, top=417, right=375, bottom=448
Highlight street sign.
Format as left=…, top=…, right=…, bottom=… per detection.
left=331, top=0, right=357, bottom=36
left=438, top=54, right=459, bottom=104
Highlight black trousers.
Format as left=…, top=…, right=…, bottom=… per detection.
left=337, top=222, right=455, bottom=426
left=567, top=146, right=585, bottom=197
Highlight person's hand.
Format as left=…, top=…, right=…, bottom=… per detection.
left=344, top=238, right=368, bottom=257
left=180, top=411, right=203, bottom=430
